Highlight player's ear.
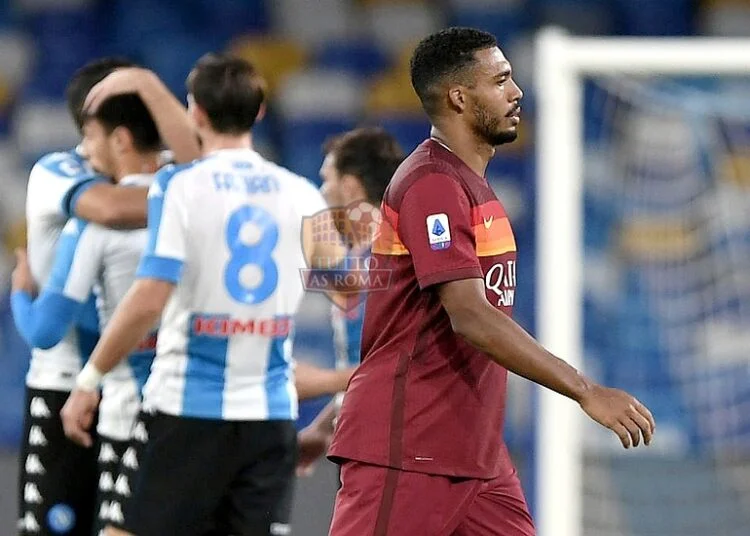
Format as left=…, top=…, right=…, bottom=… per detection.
left=189, top=102, right=210, bottom=131
left=111, top=126, right=133, bottom=153
left=341, top=174, right=366, bottom=203
left=255, top=101, right=267, bottom=124
left=448, top=85, right=467, bottom=113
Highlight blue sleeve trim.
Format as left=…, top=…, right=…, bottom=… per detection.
left=11, top=290, right=85, bottom=350
left=46, top=219, right=88, bottom=294
left=76, top=294, right=101, bottom=335
left=144, top=162, right=192, bottom=257
left=62, top=177, right=106, bottom=218
left=136, top=255, right=184, bottom=284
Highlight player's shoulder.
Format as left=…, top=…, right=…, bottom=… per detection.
left=31, top=148, right=94, bottom=181
left=258, top=155, right=317, bottom=191
left=151, top=160, right=199, bottom=195
left=386, top=143, right=463, bottom=208
left=256, top=157, right=323, bottom=210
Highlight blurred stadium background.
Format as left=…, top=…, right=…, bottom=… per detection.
left=0, top=0, right=749, bottom=534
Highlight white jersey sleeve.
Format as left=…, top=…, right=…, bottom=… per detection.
left=22, top=149, right=105, bottom=391
left=136, top=164, right=189, bottom=284
left=26, top=150, right=103, bottom=285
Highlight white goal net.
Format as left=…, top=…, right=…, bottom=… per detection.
left=535, top=30, right=750, bottom=536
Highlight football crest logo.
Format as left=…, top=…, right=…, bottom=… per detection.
left=301, top=201, right=391, bottom=311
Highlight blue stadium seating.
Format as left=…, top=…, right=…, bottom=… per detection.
left=21, top=8, right=101, bottom=99
left=449, top=5, right=530, bottom=43
left=138, top=34, right=218, bottom=98
left=370, top=116, right=430, bottom=153
left=279, top=118, right=357, bottom=182
left=612, top=0, right=693, bottom=36
left=315, top=40, right=390, bottom=79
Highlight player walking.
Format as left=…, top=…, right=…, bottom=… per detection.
left=328, top=27, right=656, bottom=536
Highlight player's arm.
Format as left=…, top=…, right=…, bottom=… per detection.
left=62, top=167, right=186, bottom=447
left=400, top=174, right=655, bottom=449
left=302, top=215, right=347, bottom=269
left=28, top=152, right=146, bottom=230
left=84, top=67, right=201, bottom=164
left=67, top=181, right=148, bottom=229
left=84, top=279, right=171, bottom=376
left=11, top=220, right=103, bottom=349
left=438, top=279, right=653, bottom=446
left=293, top=177, right=347, bottom=269
left=294, top=361, right=355, bottom=400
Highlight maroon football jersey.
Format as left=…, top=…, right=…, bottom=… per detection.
left=328, top=139, right=519, bottom=479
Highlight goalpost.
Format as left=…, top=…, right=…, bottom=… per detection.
left=535, top=28, right=750, bottom=536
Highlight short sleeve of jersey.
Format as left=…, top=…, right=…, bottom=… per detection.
left=46, top=218, right=105, bottom=302
left=30, top=151, right=104, bottom=219
left=398, top=173, right=482, bottom=289
left=136, top=165, right=188, bottom=283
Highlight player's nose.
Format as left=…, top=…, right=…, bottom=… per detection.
left=510, top=78, right=523, bottom=103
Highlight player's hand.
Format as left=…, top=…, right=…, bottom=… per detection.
left=11, top=248, right=36, bottom=295
left=60, top=388, right=100, bottom=448
left=83, top=67, right=156, bottom=113
left=296, top=422, right=333, bottom=477
left=579, top=384, right=655, bottom=449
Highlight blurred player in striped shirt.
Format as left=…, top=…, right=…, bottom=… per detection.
left=11, top=57, right=197, bottom=536
left=60, top=53, right=347, bottom=536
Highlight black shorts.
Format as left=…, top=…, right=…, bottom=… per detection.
left=111, top=412, right=297, bottom=536
left=93, top=436, right=139, bottom=536
left=17, top=387, right=99, bottom=536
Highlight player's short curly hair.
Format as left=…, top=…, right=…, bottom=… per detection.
left=66, top=57, right=137, bottom=132
left=187, top=53, right=266, bottom=135
left=410, top=27, right=497, bottom=118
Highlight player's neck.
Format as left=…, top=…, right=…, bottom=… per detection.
left=200, top=131, right=253, bottom=155
left=429, top=125, right=494, bottom=178
left=112, top=153, right=160, bottom=183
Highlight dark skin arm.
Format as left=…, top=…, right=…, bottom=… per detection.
left=439, top=278, right=656, bottom=449
left=73, top=183, right=147, bottom=229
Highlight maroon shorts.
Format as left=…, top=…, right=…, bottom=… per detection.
left=329, top=460, right=536, bottom=536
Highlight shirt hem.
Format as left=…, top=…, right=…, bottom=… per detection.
left=327, top=449, right=502, bottom=480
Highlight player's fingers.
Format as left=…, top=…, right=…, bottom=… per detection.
left=634, top=399, right=656, bottom=433
left=70, top=425, right=92, bottom=448
left=621, top=415, right=642, bottom=447
left=84, top=91, right=102, bottom=114
left=80, top=408, right=94, bottom=431
left=627, top=406, right=653, bottom=446
left=611, top=422, right=631, bottom=449
left=61, top=413, right=87, bottom=446
left=84, top=83, right=108, bottom=113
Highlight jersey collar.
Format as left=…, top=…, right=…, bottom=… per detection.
left=119, top=173, right=154, bottom=188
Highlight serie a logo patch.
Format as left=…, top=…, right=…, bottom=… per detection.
left=426, top=213, right=451, bottom=250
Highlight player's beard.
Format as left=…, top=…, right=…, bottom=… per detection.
left=472, top=102, right=517, bottom=146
